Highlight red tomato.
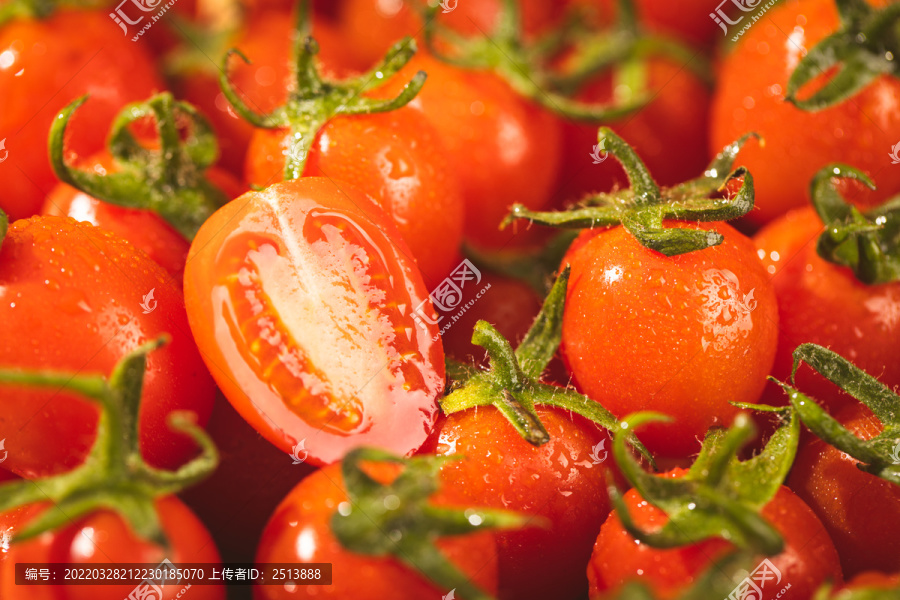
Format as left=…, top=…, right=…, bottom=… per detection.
left=0, top=497, right=224, bottom=600
left=561, top=221, right=779, bottom=457
left=588, top=470, right=843, bottom=598
left=0, top=10, right=163, bottom=221
left=183, top=178, right=445, bottom=466
left=175, top=10, right=357, bottom=175
left=754, top=207, right=900, bottom=411
left=41, top=152, right=244, bottom=282
left=254, top=461, right=499, bottom=600
left=587, top=0, right=723, bottom=46
left=788, top=403, right=900, bottom=577
left=0, top=216, right=215, bottom=478
left=179, top=394, right=316, bottom=564
left=419, top=405, right=614, bottom=600
left=245, top=108, right=465, bottom=284
left=555, top=58, right=711, bottom=205
left=709, top=0, right=900, bottom=225
left=373, top=53, right=562, bottom=250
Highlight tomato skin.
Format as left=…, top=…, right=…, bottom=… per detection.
left=184, top=178, right=445, bottom=466
left=419, top=405, right=613, bottom=600
left=0, top=216, right=215, bottom=479
left=754, top=207, right=900, bottom=411
left=254, top=462, right=499, bottom=600
left=710, top=0, right=900, bottom=225
left=788, top=403, right=900, bottom=578
left=556, top=58, right=710, bottom=205
left=588, top=471, right=843, bottom=599
left=0, top=497, right=224, bottom=600
left=372, top=53, right=563, bottom=250
left=245, top=109, right=465, bottom=285
left=41, top=152, right=243, bottom=283
left=0, top=10, right=163, bottom=221
left=561, top=222, right=779, bottom=457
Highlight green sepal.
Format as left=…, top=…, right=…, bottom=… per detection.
left=331, top=447, right=533, bottom=600
left=49, top=93, right=229, bottom=241
left=609, top=408, right=800, bottom=555
left=220, top=3, right=425, bottom=181
left=0, top=207, right=7, bottom=251
left=774, top=343, right=900, bottom=486
left=441, top=268, right=652, bottom=462
left=814, top=580, right=900, bottom=600
left=504, top=130, right=758, bottom=256
left=809, top=164, right=900, bottom=284
left=786, top=0, right=900, bottom=111
left=0, top=337, right=218, bottom=548
left=0, top=0, right=106, bottom=25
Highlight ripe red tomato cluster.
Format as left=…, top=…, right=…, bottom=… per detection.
left=1, top=0, right=899, bottom=599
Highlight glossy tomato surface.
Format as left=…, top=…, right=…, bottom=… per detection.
left=0, top=216, right=215, bottom=479
left=254, top=462, right=499, bottom=600
left=588, top=472, right=843, bottom=599
left=0, top=10, right=163, bottom=221
left=246, top=108, right=465, bottom=285
left=788, top=403, right=900, bottom=577
left=754, top=207, right=900, bottom=410
left=0, top=497, right=224, bottom=600
left=710, top=0, right=900, bottom=225
left=184, top=178, right=445, bottom=466
left=561, top=222, right=779, bottom=457
left=420, top=405, right=614, bottom=600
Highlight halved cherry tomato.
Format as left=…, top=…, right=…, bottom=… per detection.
left=588, top=469, right=843, bottom=598
left=419, top=405, right=614, bottom=600
left=183, top=178, right=445, bottom=466
left=0, top=497, right=224, bottom=600
left=754, top=207, right=900, bottom=411
left=561, top=221, right=779, bottom=457
left=0, top=216, right=215, bottom=478
left=0, top=9, right=163, bottom=221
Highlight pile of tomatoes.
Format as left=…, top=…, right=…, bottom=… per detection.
left=1, top=0, right=899, bottom=599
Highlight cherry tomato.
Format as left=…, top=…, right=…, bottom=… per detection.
left=788, top=403, right=900, bottom=578
left=709, top=0, right=900, bottom=225
left=0, top=497, right=224, bottom=600
left=0, top=9, right=163, bottom=221
left=419, top=405, right=613, bottom=600
left=754, top=207, right=900, bottom=411
left=588, top=469, right=843, bottom=598
left=183, top=178, right=445, bottom=466
left=374, top=53, right=562, bottom=250
left=561, top=221, right=779, bottom=457
left=41, top=152, right=243, bottom=282
left=0, top=216, right=215, bottom=479
left=254, top=461, right=499, bottom=599
left=555, top=58, right=711, bottom=205
left=245, top=107, right=465, bottom=284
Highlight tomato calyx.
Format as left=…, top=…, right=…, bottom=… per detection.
left=219, top=1, right=425, bottom=180
left=609, top=408, right=800, bottom=555
left=809, top=164, right=900, bottom=284
left=0, top=207, right=8, bottom=250
left=331, top=447, right=531, bottom=600
left=441, top=268, right=651, bottom=460
left=505, top=129, right=758, bottom=256
left=423, top=0, right=708, bottom=121
left=49, top=93, right=229, bottom=241
left=786, top=0, right=900, bottom=111
left=774, top=343, right=900, bottom=487
left=0, top=337, right=218, bottom=548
